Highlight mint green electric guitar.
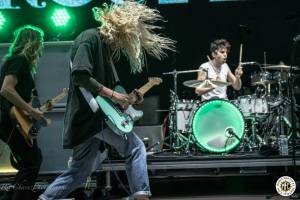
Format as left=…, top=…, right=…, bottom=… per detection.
left=81, top=78, right=162, bottom=136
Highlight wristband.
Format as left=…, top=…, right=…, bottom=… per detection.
left=111, top=90, right=115, bottom=99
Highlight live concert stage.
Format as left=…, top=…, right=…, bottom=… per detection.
left=1, top=0, right=300, bottom=199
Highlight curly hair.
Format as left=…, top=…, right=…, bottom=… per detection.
left=93, top=1, right=176, bottom=73
left=210, top=39, right=231, bottom=55
left=4, top=25, right=44, bottom=72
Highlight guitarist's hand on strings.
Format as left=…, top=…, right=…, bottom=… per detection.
left=28, top=107, right=44, bottom=121
left=45, top=100, right=55, bottom=111
left=98, top=86, right=130, bottom=109
left=112, top=92, right=130, bottom=110
left=130, top=89, right=144, bottom=105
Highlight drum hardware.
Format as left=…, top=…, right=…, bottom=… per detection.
left=250, top=72, right=276, bottom=86
left=163, top=69, right=205, bottom=153
left=260, top=98, right=293, bottom=147
left=254, top=84, right=267, bottom=98
left=243, top=116, right=264, bottom=150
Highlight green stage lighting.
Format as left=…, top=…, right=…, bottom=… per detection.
left=51, top=8, right=71, bottom=27
left=0, top=12, right=6, bottom=29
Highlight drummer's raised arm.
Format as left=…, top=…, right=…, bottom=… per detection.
left=227, top=67, right=242, bottom=90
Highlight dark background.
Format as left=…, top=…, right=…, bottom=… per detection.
left=1, top=0, right=300, bottom=111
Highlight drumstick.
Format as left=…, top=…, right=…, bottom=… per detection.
left=207, top=55, right=220, bottom=80
left=239, top=44, right=243, bottom=67
left=207, top=55, right=214, bottom=67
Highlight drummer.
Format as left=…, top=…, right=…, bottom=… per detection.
left=195, top=39, right=243, bottom=101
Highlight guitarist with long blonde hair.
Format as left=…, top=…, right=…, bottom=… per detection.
left=0, top=25, right=45, bottom=200
left=39, top=1, right=175, bottom=200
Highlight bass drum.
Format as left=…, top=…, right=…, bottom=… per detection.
left=192, top=99, right=245, bottom=153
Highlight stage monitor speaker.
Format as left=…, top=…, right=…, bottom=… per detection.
left=0, top=140, right=17, bottom=175
left=133, top=125, right=164, bottom=152
left=0, top=112, right=72, bottom=176
left=134, top=96, right=163, bottom=126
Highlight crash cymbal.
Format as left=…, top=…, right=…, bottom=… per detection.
left=262, top=64, right=300, bottom=70
left=183, top=79, right=231, bottom=88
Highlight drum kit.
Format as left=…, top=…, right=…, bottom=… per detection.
left=163, top=63, right=299, bottom=154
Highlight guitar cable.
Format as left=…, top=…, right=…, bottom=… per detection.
left=6, top=127, right=16, bottom=145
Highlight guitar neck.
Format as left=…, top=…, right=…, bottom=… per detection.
left=39, top=92, right=67, bottom=113
left=137, top=82, right=156, bottom=95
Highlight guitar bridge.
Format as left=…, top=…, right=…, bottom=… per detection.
left=121, top=120, right=129, bottom=128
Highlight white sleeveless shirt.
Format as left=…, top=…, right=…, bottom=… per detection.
left=199, top=62, right=229, bottom=101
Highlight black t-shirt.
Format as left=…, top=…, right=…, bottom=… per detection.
left=63, top=28, right=115, bottom=149
left=0, top=55, right=34, bottom=138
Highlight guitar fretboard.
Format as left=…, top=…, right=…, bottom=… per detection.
left=39, top=89, right=68, bottom=112
left=138, top=82, right=157, bottom=95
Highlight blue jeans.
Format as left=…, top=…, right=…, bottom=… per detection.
left=39, top=128, right=151, bottom=200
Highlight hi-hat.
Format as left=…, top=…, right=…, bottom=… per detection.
left=251, top=80, right=277, bottom=86
left=262, top=64, right=300, bottom=70
left=183, top=79, right=231, bottom=88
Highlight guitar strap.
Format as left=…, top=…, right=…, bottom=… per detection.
left=69, top=48, right=120, bottom=113
left=108, top=50, right=120, bottom=84
left=69, top=60, right=100, bottom=113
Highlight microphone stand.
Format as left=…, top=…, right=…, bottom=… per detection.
left=266, top=35, right=300, bottom=200
left=289, top=35, right=299, bottom=199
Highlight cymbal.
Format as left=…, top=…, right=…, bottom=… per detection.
left=251, top=80, right=277, bottom=86
left=262, top=64, right=300, bottom=70
left=183, top=79, right=231, bottom=88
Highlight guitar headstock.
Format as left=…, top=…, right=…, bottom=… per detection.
left=52, top=88, right=69, bottom=102
left=62, top=88, right=69, bottom=95
left=148, top=77, right=162, bottom=85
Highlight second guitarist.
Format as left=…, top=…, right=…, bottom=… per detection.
left=0, top=25, right=46, bottom=200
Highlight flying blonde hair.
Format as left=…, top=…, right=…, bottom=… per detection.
left=93, top=1, right=176, bottom=73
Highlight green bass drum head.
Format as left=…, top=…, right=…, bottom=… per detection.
left=192, top=99, right=245, bottom=153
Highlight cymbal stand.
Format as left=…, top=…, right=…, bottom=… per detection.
left=163, top=69, right=203, bottom=153
left=289, top=37, right=299, bottom=198
left=163, top=70, right=180, bottom=151
left=245, top=116, right=262, bottom=150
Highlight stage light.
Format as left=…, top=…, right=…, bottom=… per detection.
left=0, top=12, right=6, bottom=29
left=159, top=0, right=188, bottom=4
left=51, top=8, right=71, bottom=27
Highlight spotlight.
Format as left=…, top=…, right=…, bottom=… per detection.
left=51, top=8, right=71, bottom=27
left=0, top=12, right=6, bottom=29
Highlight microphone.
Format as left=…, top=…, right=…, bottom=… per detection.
left=225, top=127, right=241, bottom=142
left=240, top=61, right=257, bottom=65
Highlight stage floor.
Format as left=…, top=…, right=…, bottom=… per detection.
left=100, top=150, right=300, bottom=172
